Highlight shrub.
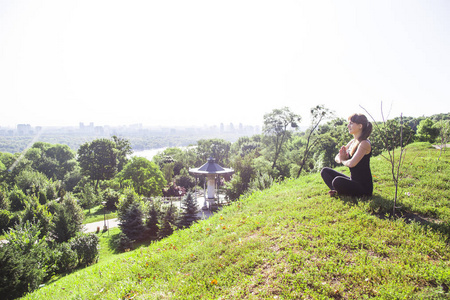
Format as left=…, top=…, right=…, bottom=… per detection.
left=0, top=221, right=50, bottom=300
left=54, top=242, right=78, bottom=273
left=69, top=233, right=99, bottom=267
left=9, top=186, right=27, bottom=212
left=116, top=232, right=133, bottom=252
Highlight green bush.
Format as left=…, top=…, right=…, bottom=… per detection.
left=9, top=186, right=27, bottom=212
left=54, top=242, right=78, bottom=273
left=0, top=221, right=50, bottom=300
left=116, top=232, right=133, bottom=252
left=70, top=233, right=99, bottom=267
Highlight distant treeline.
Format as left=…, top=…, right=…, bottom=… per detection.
left=0, top=131, right=249, bottom=154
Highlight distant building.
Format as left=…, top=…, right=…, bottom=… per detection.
left=17, top=124, right=32, bottom=135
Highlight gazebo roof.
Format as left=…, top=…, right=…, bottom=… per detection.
left=189, top=157, right=234, bottom=175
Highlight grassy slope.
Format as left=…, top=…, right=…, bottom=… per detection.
left=24, top=143, right=450, bottom=299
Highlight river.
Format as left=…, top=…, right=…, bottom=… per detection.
left=131, top=146, right=194, bottom=160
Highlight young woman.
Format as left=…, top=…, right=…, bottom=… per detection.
left=321, top=113, right=373, bottom=197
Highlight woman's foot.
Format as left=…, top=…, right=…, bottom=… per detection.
left=328, top=190, right=337, bottom=197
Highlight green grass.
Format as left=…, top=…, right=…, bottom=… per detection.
left=83, top=204, right=117, bottom=224
left=23, top=143, right=450, bottom=299
left=97, top=227, right=122, bottom=263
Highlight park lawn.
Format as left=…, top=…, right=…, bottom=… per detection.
left=23, top=143, right=450, bottom=299
left=83, top=204, right=117, bottom=224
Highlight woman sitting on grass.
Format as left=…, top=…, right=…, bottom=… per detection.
left=321, top=113, right=373, bottom=197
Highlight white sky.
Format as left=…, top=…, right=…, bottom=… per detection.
left=1, top=0, right=449, bottom=128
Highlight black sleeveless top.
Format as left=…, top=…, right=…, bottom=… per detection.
left=349, top=143, right=373, bottom=196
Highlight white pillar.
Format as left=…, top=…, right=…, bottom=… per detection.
left=206, top=174, right=216, bottom=199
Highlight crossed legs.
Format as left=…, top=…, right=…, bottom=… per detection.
left=320, top=167, right=367, bottom=197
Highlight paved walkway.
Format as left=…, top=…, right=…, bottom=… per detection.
left=83, top=218, right=120, bottom=233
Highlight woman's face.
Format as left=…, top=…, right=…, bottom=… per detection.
left=347, top=120, right=362, bottom=135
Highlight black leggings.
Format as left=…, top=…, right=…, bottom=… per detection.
left=320, top=167, right=369, bottom=197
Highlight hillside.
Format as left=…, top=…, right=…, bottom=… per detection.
left=23, top=143, right=450, bottom=299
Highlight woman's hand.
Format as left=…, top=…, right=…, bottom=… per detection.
left=339, top=146, right=349, bottom=162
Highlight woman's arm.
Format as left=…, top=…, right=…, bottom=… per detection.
left=341, top=140, right=371, bottom=168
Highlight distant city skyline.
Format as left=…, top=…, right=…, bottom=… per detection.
left=1, top=1, right=449, bottom=128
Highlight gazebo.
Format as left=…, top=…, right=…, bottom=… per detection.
left=189, top=157, right=234, bottom=210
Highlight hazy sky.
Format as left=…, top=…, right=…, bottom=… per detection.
left=1, top=0, right=449, bottom=128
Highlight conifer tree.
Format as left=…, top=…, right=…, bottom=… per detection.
left=119, top=201, right=145, bottom=242
left=146, top=203, right=160, bottom=240
left=157, top=204, right=177, bottom=240
left=177, top=192, right=199, bottom=229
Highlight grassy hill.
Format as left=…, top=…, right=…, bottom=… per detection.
left=23, top=143, right=450, bottom=299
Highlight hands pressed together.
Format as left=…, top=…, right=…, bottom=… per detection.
left=339, top=145, right=349, bottom=163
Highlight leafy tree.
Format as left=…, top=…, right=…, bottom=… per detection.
left=112, top=135, right=132, bottom=172
left=77, top=138, right=118, bottom=190
left=63, top=166, right=83, bottom=192
left=15, top=169, right=49, bottom=196
left=26, top=143, right=76, bottom=180
left=416, top=118, right=439, bottom=143
left=79, top=182, right=100, bottom=213
left=51, top=193, right=84, bottom=243
left=175, top=173, right=197, bottom=190
left=263, top=107, right=301, bottom=170
left=226, top=150, right=258, bottom=199
left=370, top=119, right=415, bottom=155
left=0, top=152, right=32, bottom=187
left=102, top=188, right=120, bottom=210
left=177, top=192, right=199, bottom=229
left=117, top=156, right=166, bottom=197
left=196, top=139, right=232, bottom=166
left=21, top=198, right=53, bottom=239
left=116, top=188, right=141, bottom=220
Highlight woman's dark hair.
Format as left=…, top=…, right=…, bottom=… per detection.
left=348, top=113, right=372, bottom=156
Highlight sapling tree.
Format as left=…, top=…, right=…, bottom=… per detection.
left=296, top=105, right=333, bottom=177
left=263, top=107, right=302, bottom=171
left=433, top=120, right=450, bottom=161
left=361, top=103, right=412, bottom=216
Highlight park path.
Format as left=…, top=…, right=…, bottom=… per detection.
left=83, top=218, right=120, bottom=233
